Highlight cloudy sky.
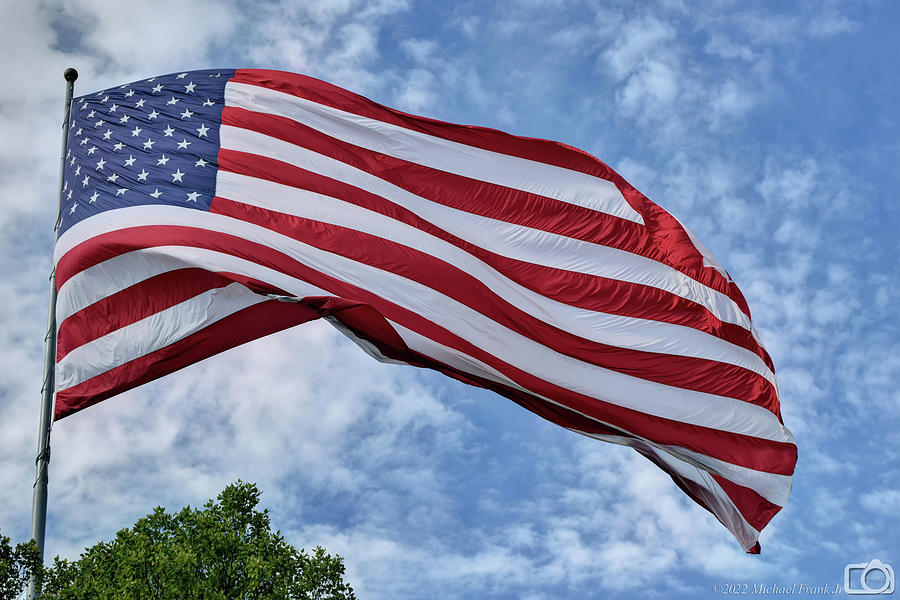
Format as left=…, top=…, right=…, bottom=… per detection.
left=1, top=0, right=898, bottom=598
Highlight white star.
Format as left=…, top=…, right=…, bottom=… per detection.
left=101, top=95, right=109, bottom=103
left=69, top=156, right=76, bottom=166
left=113, top=142, right=125, bottom=151
left=176, top=72, right=188, bottom=79
left=177, top=138, right=192, bottom=149
left=163, top=124, right=175, bottom=137
left=137, top=169, right=149, bottom=181
left=69, top=202, right=77, bottom=214
left=103, top=129, right=113, bottom=140
left=63, top=179, right=68, bottom=191
left=166, top=97, right=180, bottom=105
left=107, top=172, right=119, bottom=183
left=152, top=84, right=163, bottom=93
left=119, top=114, right=130, bottom=123
left=135, top=98, right=146, bottom=108
left=116, top=188, right=128, bottom=196
left=131, top=126, right=143, bottom=137
left=171, top=168, right=185, bottom=182
left=109, top=103, right=118, bottom=112
left=87, top=146, right=98, bottom=156
left=74, top=165, right=81, bottom=175
left=196, top=123, right=209, bottom=138
left=180, top=108, right=194, bottom=119
left=202, top=99, right=214, bottom=107
left=89, top=191, right=99, bottom=203
left=184, top=81, right=196, bottom=93
left=146, top=77, right=156, bottom=82
left=79, top=101, right=88, bottom=110
left=124, top=155, right=136, bottom=167
left=195, top=157, right=208, bottom=167
left=66, top=148, right=71, bottom=159
left=87, top=110, right=95, bottom=118
left=157, top=154, right=170, bottom=165
left=150, top=188, right=163, bottom=198
left=82, top=175, right=89, bottom=187
left=75, top=127, right=83, bottom=136
left=185, top=191, right=201, bottom=202
left=94, top=119, right=104, bottom=127
left=143, top=138, right=155, bottom=150
left=66, top=189, right=73, bottom=201
left=80, top=137, right=89, bottom=146
left=148, top=109, right=159, bottom=119
left=125, top=89, right=135, bottom=97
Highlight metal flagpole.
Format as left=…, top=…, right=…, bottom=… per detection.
left=27, top=67, right=78, bottom=600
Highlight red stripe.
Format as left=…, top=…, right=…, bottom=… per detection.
left=231, top=69, right=750, bottom=315
left=213, top=147, right=774, bottom=373
left=212, top=195, right=779, bottom=413
left=54, top=298, right=320, bottom=420
left=222, top=107, right=653, bottom=259
left=291, top=285, right=794, bottom=476
left=57, top=225, right=796, bottom=474
left=57, top=268, right=291, bottom=361
left=291, top=289, right=795, bottom=477
left=712, top=474, right=783, bottom=532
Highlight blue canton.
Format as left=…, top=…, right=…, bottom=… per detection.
left=60, top=69, right=235, bottom=236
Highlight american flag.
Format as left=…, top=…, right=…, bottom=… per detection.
left=55, top=68, right=795, bottom=552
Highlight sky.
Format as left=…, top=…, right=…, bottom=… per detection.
left=1, top=0, right=898, bottom=598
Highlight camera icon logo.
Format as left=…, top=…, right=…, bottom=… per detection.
left=844, top=559, right=895, bottom=595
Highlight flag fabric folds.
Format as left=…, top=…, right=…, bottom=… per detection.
left=55, top=68, right=795, bottom=552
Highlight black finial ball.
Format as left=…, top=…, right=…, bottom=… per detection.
left=64, top=68, right=78, bottom=82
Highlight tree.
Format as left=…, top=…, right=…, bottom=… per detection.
left=38, top=481, right=356, bottom=600
left=0, top=532, right=41, bottom=600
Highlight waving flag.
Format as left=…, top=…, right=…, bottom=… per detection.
left=55, top=68, right=795, bottom=552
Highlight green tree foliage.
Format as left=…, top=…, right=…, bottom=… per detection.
left=0, top=532, right=41, bottom=600
left=38, top=481, right=356, bottom=600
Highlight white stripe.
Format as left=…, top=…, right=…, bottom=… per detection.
left=54, top=203, right=772, bottom=391
left=573, top=431, right=789, bottom=506
left=667, top=445, right=791, bottom=506
left=218, top=125, right=755, bottom=334
left=55, top=209, right=792, bottom=444
left=225, top=80, right=645, bottom=225
left=383, top=319, right=793, bottom=445
left=56, top=282, right=269, bottom=390
left=388, top=317, right=792, bottom=508
left=57, top=243, right=332, bottom=325
left=58, top=252, right=194, bottom=323
left=215, top=170, right=775, bottom=385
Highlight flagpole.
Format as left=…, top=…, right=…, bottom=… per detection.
left=27, top=67, right=78, bottom=600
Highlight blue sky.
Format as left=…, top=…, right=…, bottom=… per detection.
left=1, top=1, right=898, bottom=598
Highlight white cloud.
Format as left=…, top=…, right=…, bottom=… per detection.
left=808, top=7, right=860, bottom=39
left=400, top=38, right=439, bottom=64
left=704, top=33, right=757, bottom=61
left=394, top=68, right=439, bottom=112
left=602, top=17, right=676, bottom=82
left=708, top=80, right=757, bottom=126
left=732, top=11, right=800, bottom=45
left=615, top=59, right=680, bottom=118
